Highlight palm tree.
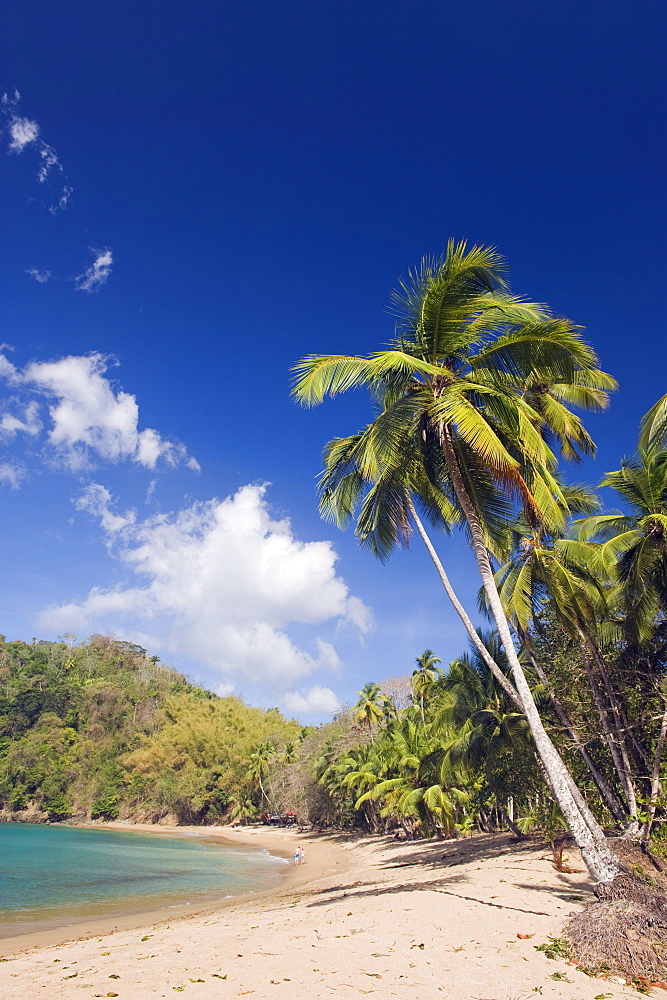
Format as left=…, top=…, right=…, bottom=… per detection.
left=229, top=790, right=258, bottom=825
left=494, top=521, right=639, bottom=828
left=577, top=432, right=667, bottom=841
left=352, top=683, right=390, bottom=742
left=316, top=427, right=522, bottom=707
left=578, top=445, right=667, bottom=642
left=246, top=741, right=275, bottom=809
left=412, top=649, right=443, bottom=724
left=437, top=634, right=533, bottom=836
left=292, top=241, right=621, bottom=881
left=639, top=393, right=667, bottom=453
left=352, top=715, right=469, bottom=838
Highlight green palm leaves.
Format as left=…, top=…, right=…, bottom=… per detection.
left=292, top=241, right=624, bottom=880
left=577, top=448, right=667, bottom=641
left=352, top=683, right=390, bottom=742
left=412, top=649, right=443, bottom=725
left=292, top=241, right=615, bottom=540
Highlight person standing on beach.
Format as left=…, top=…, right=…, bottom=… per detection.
left=294, top=846, right=300, bottom=864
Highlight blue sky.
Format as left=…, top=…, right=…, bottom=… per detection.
left=1, top=1, right=665, bottom=720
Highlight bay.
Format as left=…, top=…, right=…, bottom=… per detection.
left=0, top=823, right=288, bottom=937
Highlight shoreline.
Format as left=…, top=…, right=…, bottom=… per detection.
left=0, top=829, right=640, bottom=999
left=0, top=822, right=328, bottom=957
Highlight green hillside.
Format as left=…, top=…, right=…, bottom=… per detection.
left=0, top=635, right=304, bottom=824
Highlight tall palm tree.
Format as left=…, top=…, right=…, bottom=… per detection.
left=292, top=241, right=621, bottom=881
left=412, top=649, right=443, bottom=725
left=352, top=683, right=390, bottom=743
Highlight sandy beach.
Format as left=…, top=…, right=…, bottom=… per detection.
left=0, top=825, right=644, bottom=999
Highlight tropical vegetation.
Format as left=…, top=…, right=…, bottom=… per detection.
left=0, top=634, right=305, bottom=824
left=291, top=241, right=667, bottom=886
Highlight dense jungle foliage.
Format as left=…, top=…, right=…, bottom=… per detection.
left=0, top=634, right=305, bottom=823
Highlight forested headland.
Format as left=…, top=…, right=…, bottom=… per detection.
left=0, top=634, right=306, bottom=825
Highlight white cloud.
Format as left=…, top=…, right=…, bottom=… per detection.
left=0, top=352, right=18, bottom=382
left=51, top=184, right=73, bottom=214
left=25, top=268, right=52, bottom=284
left=8, top=116, right=40, bottom=152
left=0, top=461, right=27, bottom=489
left=22, top=352, right=197, bottom=472
left=283, top=685, right=341, bottom=717
left=0, top=401, right=42, bottom=439
left=343, top=595, right=375, bottom=634
left=74, top=482, right=136, bottom=534
left=38, top=144, right=60, bottom=183
left=40, top=484, right=372, bottom=697
left=74, top=249, right=113, bottom=293
left=214, top=681, right=235, bottom=698
left=2, top=90, right=70, bottom=212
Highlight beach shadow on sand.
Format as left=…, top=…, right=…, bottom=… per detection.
left=296, top=833, right=574, bottom=917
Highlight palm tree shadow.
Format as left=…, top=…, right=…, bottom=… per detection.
left=303, top=872, right=552, bottom=917
left=377, top=831, right=550, bottom=870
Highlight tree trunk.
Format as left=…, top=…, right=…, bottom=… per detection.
left=527, top=646, right=626, bottom=824
left=579, top=635, right=639, bottom=833
left=588, top=638, right=649, bottom=774
left=439, top=426, right=621, bottom=883
left=409, top=501, right=522, bottom=709
left=499, top=803, right=524, bottom=838
left=641, top=700, right=667, bottom=846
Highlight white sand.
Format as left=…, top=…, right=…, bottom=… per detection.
left=0, top=826, right=643, bottom=999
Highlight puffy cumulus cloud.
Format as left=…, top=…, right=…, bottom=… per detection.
left=74, top=249, right=113, bottom=293
left=8, top=115, right=40, bottom=152
left=282, top=685, right=341, bottom=717
left=40, top=484, right=372, bottom=697
left=21, top=352, right=198, bottom=472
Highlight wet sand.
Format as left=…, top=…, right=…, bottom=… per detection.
left=0, top=826, right=641, bottom=999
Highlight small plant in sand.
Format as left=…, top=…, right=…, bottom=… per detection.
left=516, top=801, right=572, bottom=871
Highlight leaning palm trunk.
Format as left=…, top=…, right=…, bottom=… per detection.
left=414, top=494, right=631, bottom=830
left=526, top=647, right=627, bottom=824
left=409, top=500, right=522, bottom=709
left=440, top=428, right=621, bottom=882
left=414, top=499, right=625, bottom=840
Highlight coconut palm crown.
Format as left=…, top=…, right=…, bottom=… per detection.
left=293, top=241, right=616, bottom=555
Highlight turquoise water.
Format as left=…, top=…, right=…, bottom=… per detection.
left=0, top=824, right=288, bottom=937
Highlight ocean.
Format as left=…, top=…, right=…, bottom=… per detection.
left=0, top=823, right=289, bottom=938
